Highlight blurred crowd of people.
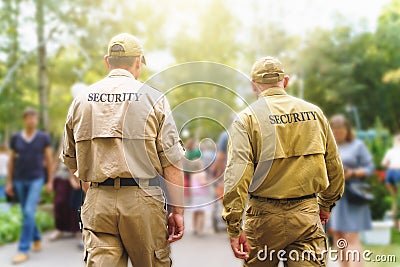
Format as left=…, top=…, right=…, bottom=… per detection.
left=183, top=136, right=228, bottom=236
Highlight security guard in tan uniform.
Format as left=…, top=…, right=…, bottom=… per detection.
left=222, top=57, right=345, bottom=266
left=61, top=33, right=185, bottom=267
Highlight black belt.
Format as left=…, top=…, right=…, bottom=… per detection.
left=96, top=178, right=160, bottom=187
left=250, top=193, right=317, bottom=201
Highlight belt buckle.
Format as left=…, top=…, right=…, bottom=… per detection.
left=114, top=178, right=120, bottom=189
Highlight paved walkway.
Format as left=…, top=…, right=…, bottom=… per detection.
left=0, top=205, right=338, bottom=267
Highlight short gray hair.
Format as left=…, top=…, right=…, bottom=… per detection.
left=23, top=108, right=38, bottom=118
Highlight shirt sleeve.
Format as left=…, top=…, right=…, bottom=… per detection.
left=222, top=118, right=254, bottom=237
left=357, top=140, right=375, bottom=176
left=156, top=96, right=185, bottom=168
left=318, top=118, right=345, bottom=212
left=43, top=133, right=52, bottom=148
left=60, top=101, right=77, bottom=170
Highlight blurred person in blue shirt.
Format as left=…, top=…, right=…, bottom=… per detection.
left=5, top=108, right=54, bottom=264
left=382, top=134, right=400, bottom=231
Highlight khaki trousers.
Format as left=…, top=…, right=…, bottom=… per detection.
left=81, top=185, right=171, bottom=267
left=244, top=198, right=328, bottom=267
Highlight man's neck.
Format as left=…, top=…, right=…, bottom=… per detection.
left=256, top=85, right=284, bottom=98
left=24, top=128, right=36, bottom=137
left=259, top=85, right=283, bottom=91
left=110, top=67, right=137, bottom=79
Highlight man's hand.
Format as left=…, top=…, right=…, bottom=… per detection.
left=319, top=209, right=331, bottom=225
left=44, top=146, right=54, bottom=194
left=230, top=232, right=250, bottom=260
left=167, top=213, right=184, bottom=243
left=5, top=182, right=14, bottom=197
left=344, top=169, right=353, bottom=180
left=69, top=176, right=80, bottom=190
left=45, top=181, right=53, bottom=194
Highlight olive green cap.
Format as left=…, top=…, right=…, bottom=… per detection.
left=251, top=56, right=284, bottom=84
left=107, top=33, right=146, bottom=65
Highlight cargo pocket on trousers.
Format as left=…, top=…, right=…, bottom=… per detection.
left=146, top=194, right=167, bottom=215
left=81, top=188, right=99, bottom=230
left=154, top=247, right=172, bottom=267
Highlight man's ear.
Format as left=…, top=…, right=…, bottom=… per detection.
left=131, top=56, right=140, bottom=73
left=283, top=75, right=290, bottom=89
left=130, top=56, right=142, bottom=79
left=251, top=81, right=261, bottom=96
left=104, top=55, right=111, bottom=70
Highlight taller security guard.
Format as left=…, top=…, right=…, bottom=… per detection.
left=222, top=57, right=345, bottom=266
left=61, top=33, right=185, bottom=267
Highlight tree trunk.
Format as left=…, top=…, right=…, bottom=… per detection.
left=3, top=0, right=20, bottom=141
left=36, top=0, right=49, bottom=131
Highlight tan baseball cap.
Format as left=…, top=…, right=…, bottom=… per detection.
left=107, top=33, right=146, bottom=65
left=251, top=56, right=284, bottom=84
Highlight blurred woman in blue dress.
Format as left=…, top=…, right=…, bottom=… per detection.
left=329, top=115, right=374, bottom=267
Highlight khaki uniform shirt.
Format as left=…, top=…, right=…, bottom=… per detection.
left=61, top=69, right=184, bottom=182
left=222, top=87, right=345, bottom=237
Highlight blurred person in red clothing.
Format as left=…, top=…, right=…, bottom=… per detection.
left=49, top=161, right=81, bottom=241
left=188, top=160, right=211, bottom=236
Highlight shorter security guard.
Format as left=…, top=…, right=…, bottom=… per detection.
left=62, top=33, right=185, bottom=267
left=222, top=57, right=345, bottom=266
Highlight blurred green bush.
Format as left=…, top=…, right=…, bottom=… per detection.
left=0, top=205, right=54, bottom=245
left=40, top=186, right=54, bottom=205
left=366, top=175, right=392, bottom=220
left=360, top=118, right=393, bottom=220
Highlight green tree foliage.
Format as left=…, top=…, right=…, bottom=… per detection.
left=0, top=0, right=170, bottom=141
left=299, top=27, right=371, bottom=117
left=168, top=0, right=242, bottom=140
left=298, top=0, right=400, bottom=131
left=0, top=0, right=25, bottom=141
